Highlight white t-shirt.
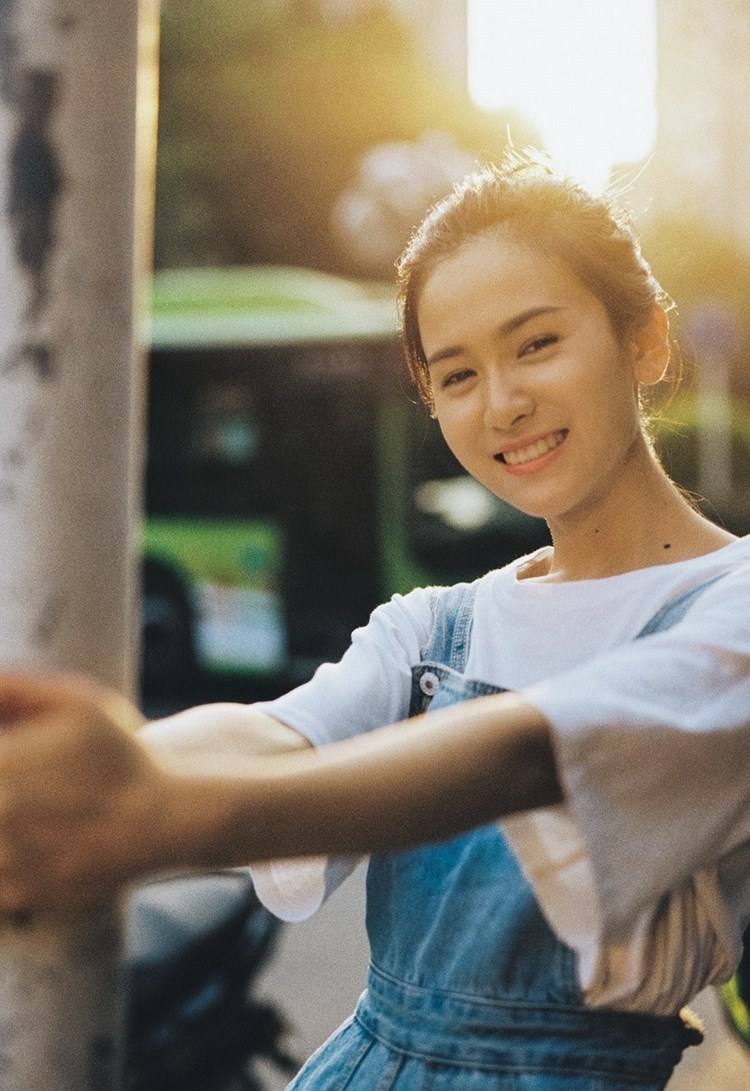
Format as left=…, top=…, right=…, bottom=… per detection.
left=251, top=535, right=750, bottom=1015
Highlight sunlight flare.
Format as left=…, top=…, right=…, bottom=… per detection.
left=467, top=0, right=658, bottom=192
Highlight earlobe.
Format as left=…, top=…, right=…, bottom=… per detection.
left=632, top=306, right=670, bottom=386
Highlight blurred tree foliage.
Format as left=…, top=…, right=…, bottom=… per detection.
left=653, top=393, right=750, bottom=533
left=638, top=216, right=750, bottom=530
left=153, top=0, right=532, bottom=274
left=154, top=1, right=750, bottom=395
left=640, top=217, right=750, bottom=401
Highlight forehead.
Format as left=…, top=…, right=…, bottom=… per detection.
left=417, top=233, right=600, bottom=353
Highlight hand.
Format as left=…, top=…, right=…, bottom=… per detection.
left=0, top=672, right=174, bottom=911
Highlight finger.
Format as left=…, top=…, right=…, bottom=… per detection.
left=0, top=670, right=143, bottom=734
left=0, top=709, right=151, bottom=791
left=0, top=716, right=101, bottom=787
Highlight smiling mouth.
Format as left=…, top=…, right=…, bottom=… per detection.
left=496, top=430, right=568, bottom=467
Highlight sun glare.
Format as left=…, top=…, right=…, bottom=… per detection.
left=467, top=0, right=658, bottom=193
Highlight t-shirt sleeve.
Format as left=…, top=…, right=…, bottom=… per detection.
left=522, top=565, right=750, bottom=940
left=248, top=587, right=436, bottom=920
left=253, top=587, right=434, bottom=744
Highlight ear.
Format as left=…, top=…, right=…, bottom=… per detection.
left=630, top=306, right=670, bottom=386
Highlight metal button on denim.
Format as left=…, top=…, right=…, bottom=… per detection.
left=419, top=670, right=440, bottom=696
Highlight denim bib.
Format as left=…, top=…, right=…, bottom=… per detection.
left=289, top=577, right=720, bottom=1090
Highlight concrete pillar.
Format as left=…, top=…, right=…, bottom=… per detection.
left=0, top=0, right=158, bottom=1086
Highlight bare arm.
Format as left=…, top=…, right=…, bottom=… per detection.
left=0, top=675, right=560, bottom=909
left=140, top=702, right=312, bottom=761
left=164, top=692, right=560, bottom=865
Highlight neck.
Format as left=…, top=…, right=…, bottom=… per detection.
left=533, top=442, right=735, bottom=582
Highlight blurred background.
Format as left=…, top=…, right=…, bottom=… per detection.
left=142, top=0, right=750, bottom=709
left=139, top=2, right=750, bottom=1088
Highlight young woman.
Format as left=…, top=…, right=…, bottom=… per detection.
left=2, top=156, right=750, bottom=1090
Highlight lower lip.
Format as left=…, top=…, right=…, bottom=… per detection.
left=498, top=434, right=567, bottom=476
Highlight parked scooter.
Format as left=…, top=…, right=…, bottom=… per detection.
left=126, top=870, right=299, bottom=1091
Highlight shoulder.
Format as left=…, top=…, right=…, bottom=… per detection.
left=612, top=536, right=750, bottom=619
left=368, top=582, right=475, bottom=656
left=690, top=533, right=750, bottom=571
left=620, top=542, right=750, bottom=651
left=679, top=536, right=750, bottom=605
left=368, top=572, right=508, bottom=659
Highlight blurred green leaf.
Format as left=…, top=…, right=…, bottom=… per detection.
left=154, top=3, right=533, bottom=272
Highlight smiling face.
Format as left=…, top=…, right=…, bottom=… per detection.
left=418, top=231, right=663, bottom=528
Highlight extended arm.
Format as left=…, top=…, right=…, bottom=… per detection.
left=0, top=673, right=559, bottom=910
left=163, top=690, right=559, bottom=864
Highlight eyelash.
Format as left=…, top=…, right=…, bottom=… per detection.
left=518, top=333, right=559, bottom=357
left=440, top=368, right=474, bottom=389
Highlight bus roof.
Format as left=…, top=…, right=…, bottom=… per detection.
left=148, top=265, right=400, bottom=349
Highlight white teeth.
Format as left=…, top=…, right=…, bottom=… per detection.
left=503, top=430, right=566, bottom=466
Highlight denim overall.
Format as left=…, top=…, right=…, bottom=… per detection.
left=288, top=578, right=719, bottom=1090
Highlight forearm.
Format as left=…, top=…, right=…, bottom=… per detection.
left=161, top=691, right=562, bottom=869
left=0, top=680, right=561, bottom=910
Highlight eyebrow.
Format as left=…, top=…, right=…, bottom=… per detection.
left=425, top=306, right=565, bottom=368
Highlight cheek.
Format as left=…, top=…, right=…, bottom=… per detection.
left=435, top=416, right=457, bottom=453
left=434, top=403, right=472, bottom=445
left=436, top=421, right=484, bottom=481
left=429, top=410, right=459, bottom=459
left=586, top=351, right=640, bottom=415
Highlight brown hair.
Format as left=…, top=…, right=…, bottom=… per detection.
left=396, top=151, right=674, bottom=410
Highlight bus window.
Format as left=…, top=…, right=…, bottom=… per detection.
left=143, top=346, right=285, bottom=690
left=146, top=348, right=275, bottom=519
left=196, top=382, right=260, bottom=466
left=143, top=343, right=387, bottom=692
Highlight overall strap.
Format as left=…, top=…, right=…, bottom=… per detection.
left=636, top=573, right=726, bottom=638
left=423, top=581, right=480, bottom=672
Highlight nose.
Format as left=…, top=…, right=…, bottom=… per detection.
left=482, top=368, right=534, bottom=431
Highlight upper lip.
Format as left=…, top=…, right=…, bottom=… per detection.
left=495, top=429, right=566, bottom=457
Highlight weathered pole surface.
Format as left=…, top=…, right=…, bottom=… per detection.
left=0, top=0, right=159, bottom=1087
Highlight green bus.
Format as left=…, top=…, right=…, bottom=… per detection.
left=141, top=265, right=549, bottom=696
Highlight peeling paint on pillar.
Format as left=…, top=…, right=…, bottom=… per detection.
left=0, top=0, right=158, bottom=681
left=8, top=68, right=64, bottom=322
left=0, top=3, right=65, bottom=667
left=0, top=1, right=159, bottom=1088
left=0, top=2, right=72, bottom=657
left=1, top=0, right=65, bottom=325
